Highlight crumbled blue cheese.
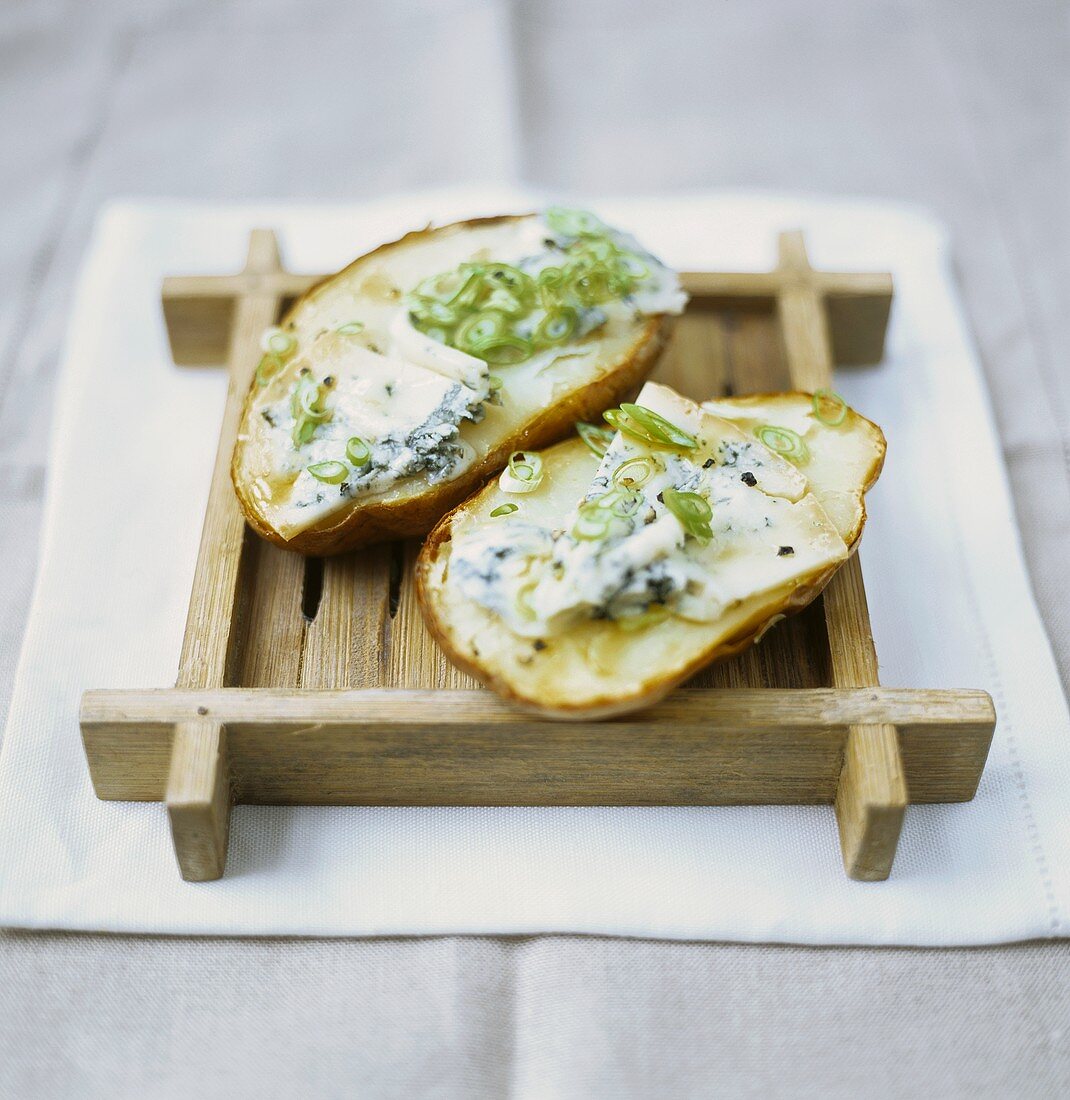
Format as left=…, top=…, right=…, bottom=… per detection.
left=447, top=385, right=846, bottom=639
left=259, top=345, right=490, bottom=527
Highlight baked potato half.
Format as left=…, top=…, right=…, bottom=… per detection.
left=417, top=384, right=885, bottom=719
left=232, top=211, right=686, bottom=555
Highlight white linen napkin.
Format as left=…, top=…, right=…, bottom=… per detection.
left=1, top=187, right=1067, bottom=943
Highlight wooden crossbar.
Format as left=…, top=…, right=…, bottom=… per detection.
left=79, top=223, right=994, bottom=885
left=82, top=687, right=994, bottom=806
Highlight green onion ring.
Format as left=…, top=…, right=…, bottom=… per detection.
left=576, top=421, right=616, bottom=458
left=572, top=501, right=611, bottom=540
left=346, top=437, right=371, bottom=467
left=662, top=489, right=713, bottom=540
left=603, top=406, right=698, bottom=450
left=534, top=307, right=578, bottom=346
left=482, top=264, right=535, bottom=304
left=509, top=451, right=543, bottom=482
left=255, top=353, right=283, bottom=386
left=515, top=580, right=539, bottom=621
left=568, top=263, right=613, bottom=305
left=620, top=404, right=698, bottom=449
left=755, top=424, right=810, bottom=464
left=499, top=451, right=544, bottom=494
left=296, top=379, right=330, bottom=422
left=611, top=456, right=657, bottom=488
left=812, top=389, right=848, bottom=427
left=260, top=327, right=296, bottom=358
left=336, top=321, right=365, bottom=335
left=455, top=310, right=508, bottom=353
left=307, top=460, right=348, bottom=484
left=490, top=503, right=518, bottom=518
left=595, top=487, right=643, bottom=519
left=470, top=333, right=534, bottom=365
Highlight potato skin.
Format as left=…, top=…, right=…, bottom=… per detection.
left=230, top=215, right=673, bottom=556
left=417, top=507, right=847, bottom=721
left=416, top=402, right=887, bottom=721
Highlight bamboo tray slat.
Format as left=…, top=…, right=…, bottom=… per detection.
left=80, top=226, right=995, bottom=883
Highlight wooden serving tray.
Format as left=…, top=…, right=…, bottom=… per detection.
left=79, top=227, right=995, bottom=883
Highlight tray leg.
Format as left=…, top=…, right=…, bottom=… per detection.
left=834, top=722, right=906, bottom=880
left=166, top=718, right=231, bottom=881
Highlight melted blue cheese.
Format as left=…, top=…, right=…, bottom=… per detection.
left=259, top=345, right=489, bottom=529
left=447, top=386, right=847, bottom=639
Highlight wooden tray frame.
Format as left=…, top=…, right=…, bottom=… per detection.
left=79, top=227, right=995, bottom=883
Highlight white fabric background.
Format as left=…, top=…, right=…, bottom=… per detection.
left=0, top=188, right=1066, bottom=943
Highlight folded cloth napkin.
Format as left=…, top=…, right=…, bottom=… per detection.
left=0, top=188, right=1067, bottom=943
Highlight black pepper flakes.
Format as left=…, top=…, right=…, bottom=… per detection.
left=741, top=471, right=757, bottom=486
left=533, top=639, right=547, bottom=652
left=778, top=545, right=794, bottom=556
left=702, top=458, right=715, bottom=469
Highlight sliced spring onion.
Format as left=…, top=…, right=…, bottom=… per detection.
left=410, top=297, right=462, bottom=328
left=448, top=267, right=487, bottom=310
left=336, top=321, right=365, bottom=335
left=499, top=451, right=544, bottom=494
left=755, top=424, right=810, bottom=464
left=572, top=501, right=611, bottom=540
left=307, top=461, right=348, bottom=484
left=662, top=488, right=713, bottom=540
left=346, top=437, right=371, bottom=467
left=576, top=421, right=616, bottom=458
left=812, top=388, right=848, bottom=427
left=595, top=486, right=643, bottom=519
left=490, top=503, right=518, bottom=518
left=471, top=333, right=533, bottom=365
left=603, top=405, right=698, bottom=450
left=293, top=418, right=317, bottom=446
left=545, top=207, right=606, bottom=238
left=515, top=580, right=539, bottom=621
left=260, top=327, right=296, bottom=358
left=616, top=604, right=671, bottom=632
left=294, top=377, right=330, bottom=422
left=620, top=404, right=698, bottom=449
left=534, top=307, right=578, bottom=346
left=510, top=451, right=543, bottom=482
left=568, top=262, right=613, bottom=306
left=455, top=310, right=508, bottom=352
left=256, top=353, right=283, bottom=386
left=404, top=211, right=658, bottom=367
left=291, top=376, right=333, bottom=446
left=482, top=264, right=536, bottom=310
left=611, top=456, right=657, bottom=488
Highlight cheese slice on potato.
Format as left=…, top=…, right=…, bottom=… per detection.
left=232, top=212, right=686, bottom=555
left=417, top=383, right=885, bottom=719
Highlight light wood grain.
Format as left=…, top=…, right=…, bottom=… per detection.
left=165, top=719, right=231, bottom=881
left=775, top=229, right=907, bottom=880
left=81, top=687, right=994, bottom=805
left=301, top=548, right=393, bottom=689
left=169, top=228, right=285, bottom=879
left=235, top=539, right=307, bottom=687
